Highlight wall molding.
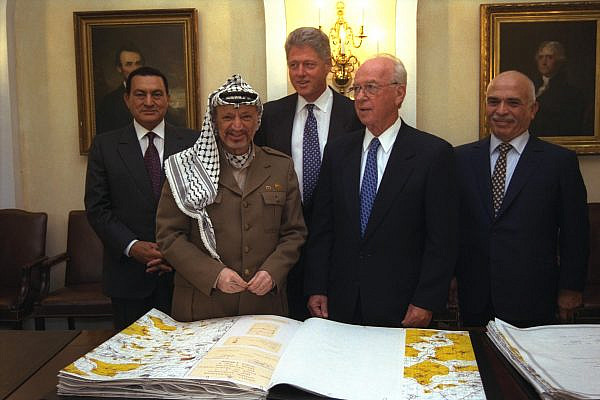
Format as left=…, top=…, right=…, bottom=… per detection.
left=0, top=0, right=20, bottom=207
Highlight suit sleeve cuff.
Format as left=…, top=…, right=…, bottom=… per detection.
left=125, top=239, right=138, bottom=257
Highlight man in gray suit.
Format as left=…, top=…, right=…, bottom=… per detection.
left=85, top=66, right=199, bottom=329
left=255, top=27, right=362, bottom=320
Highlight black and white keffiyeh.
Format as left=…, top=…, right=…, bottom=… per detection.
left=164, top=74, right=262, bottom=260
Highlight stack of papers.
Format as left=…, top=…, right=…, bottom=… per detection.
left=487, top=319, right=600, bottom=399
left=58, top=308, right=486, bottom=399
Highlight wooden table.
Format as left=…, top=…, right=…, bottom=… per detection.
left=2, top=329, right=539, bottom=400
left=3, top=330, right=115, bottom=400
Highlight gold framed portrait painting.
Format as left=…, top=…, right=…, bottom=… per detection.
left=74, top=9, right=200, bottom=154
left=481, top=2, right=599, bottom=154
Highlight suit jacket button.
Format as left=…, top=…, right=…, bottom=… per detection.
left=244, top=246, right=250, bottom=253
left=244, top=223, right=250, bottom=231
left=244, top=269, right=251, bottom=276
left=242, top=201, right=248, bottom=208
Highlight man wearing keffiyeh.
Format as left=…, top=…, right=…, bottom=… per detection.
left=156, top=75, right=307, bottom=321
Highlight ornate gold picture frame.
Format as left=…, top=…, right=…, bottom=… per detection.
left=480, top=2, right=599, bottom=154
left=74, top=9, right=199, bottom=154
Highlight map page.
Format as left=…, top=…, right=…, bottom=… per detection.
left=270, top=318, right=485, bottom=400
left=487, top=319, right=600, bottom=399
left=57, top=309, right=486, bottom=400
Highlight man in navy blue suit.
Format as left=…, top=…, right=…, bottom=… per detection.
left=455, top=70, right=589, bottom=327
left=255, top=27, right=362, bottom=320
left=304, top=55, right=458, bottom=328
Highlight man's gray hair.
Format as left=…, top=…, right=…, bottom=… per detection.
left=285, top=27, right=331, bottom=63
left=536, top=41, right=566, bottom=63
left=365, top=54, right=407, bottom=85
left=487, top=70, right=536, bottom=105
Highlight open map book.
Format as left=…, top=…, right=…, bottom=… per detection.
left=58, top=309, right=485, bottom=400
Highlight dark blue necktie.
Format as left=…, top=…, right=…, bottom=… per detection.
left=360, top=138, right=380, bottom=237
left=144, top=132, right=161, bottom=199
left=302, top=104, right=321, bottom=203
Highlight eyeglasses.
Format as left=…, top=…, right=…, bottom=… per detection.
left=348, top=82, right=400, bottom=97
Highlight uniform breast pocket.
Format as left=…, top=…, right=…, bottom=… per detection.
left=261, top=191, right=285, bottom=232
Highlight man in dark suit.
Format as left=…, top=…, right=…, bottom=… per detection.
left=95, top=44, right=144, bottom=134
left=455, top=70, right=589, bottom=328
left=85, top=66, right=199, bottom=329
left=529, top=41, right=587, bottom=136
left=304, top=55, right=458, bottom=328
left=254, top=27, right=362, bottom=320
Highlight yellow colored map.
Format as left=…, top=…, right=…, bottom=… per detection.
left=60, top=309, right=237, bottom=381
left=403, top=329, right=485, bottom=399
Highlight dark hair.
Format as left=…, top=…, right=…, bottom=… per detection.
left=126, top=66, right=169, bottom=94
left=114, top=43, right=145, bottom=67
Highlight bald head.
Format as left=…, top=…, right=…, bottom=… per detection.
left=353, top=55, right=407, bottom=135
left=485, top=71, right=539, bottom=142
left=488, top=71, right=536, bottom=105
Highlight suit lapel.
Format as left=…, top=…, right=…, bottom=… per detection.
left=471, top=137, right=494, bottom=221
left=363, top=124, right=415, bottom=240
left=117, top=125, right=155, bottom=206
left=243, top=146, right=271, bottom=197
left=216, top=148, right=243, bottom=196
left=163, top=123, right=183, bottom=188
left=328, top=90, right=347, bottom=141
left=342, top=134, right=363, bottom=240
left=497, top=136, right=543, bottom=218
left=278, top=95, right=297, bottom=155
left=163, top=123, right=183, bottom=159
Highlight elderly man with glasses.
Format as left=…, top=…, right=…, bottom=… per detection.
left=304, top=54, right=458, bottom=328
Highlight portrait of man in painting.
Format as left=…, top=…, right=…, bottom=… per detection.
left=499, top=20, right=597, bottom=137
left=91, top=25, right=188, bottom=134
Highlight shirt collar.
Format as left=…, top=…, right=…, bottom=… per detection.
left=490, top=131, right=530, bottom=156
left=363, top=117, right=402, bottom=154
left=542, top=75, right=550, bottom=85
left=296, top=86, right=333, bottom=114
left=133, top=119, right=166, bottom=141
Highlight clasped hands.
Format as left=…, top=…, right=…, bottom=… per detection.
left=217, top=267, right=273, bottom=296
left=130, top=241, right=173, bottom=276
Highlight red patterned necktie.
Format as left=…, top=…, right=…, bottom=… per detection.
left=144, top=132, right=161, bottom=198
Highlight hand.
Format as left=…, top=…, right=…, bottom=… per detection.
left=448, top=277, right=458, bottom=307
left=401, top=304, right=433, bottom=327
left=145, top=258, right=173, bottom=276
left=307, top=295, right=329, bottom=318
left=247, top=271, right=274, bottom=296
left=557, top=289, right=583, bottom=322
left=130, top=241, right=162, bottom=264
left=216, top=267, right=248, bottom=294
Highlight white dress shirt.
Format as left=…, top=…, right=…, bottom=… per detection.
left=359, top=117, right=402, bottom=191
left=133, top=119, right=166, bottom=164
left=291, top=87, right=334, bottom=200
left=489, top=131, right=530, bottom=193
